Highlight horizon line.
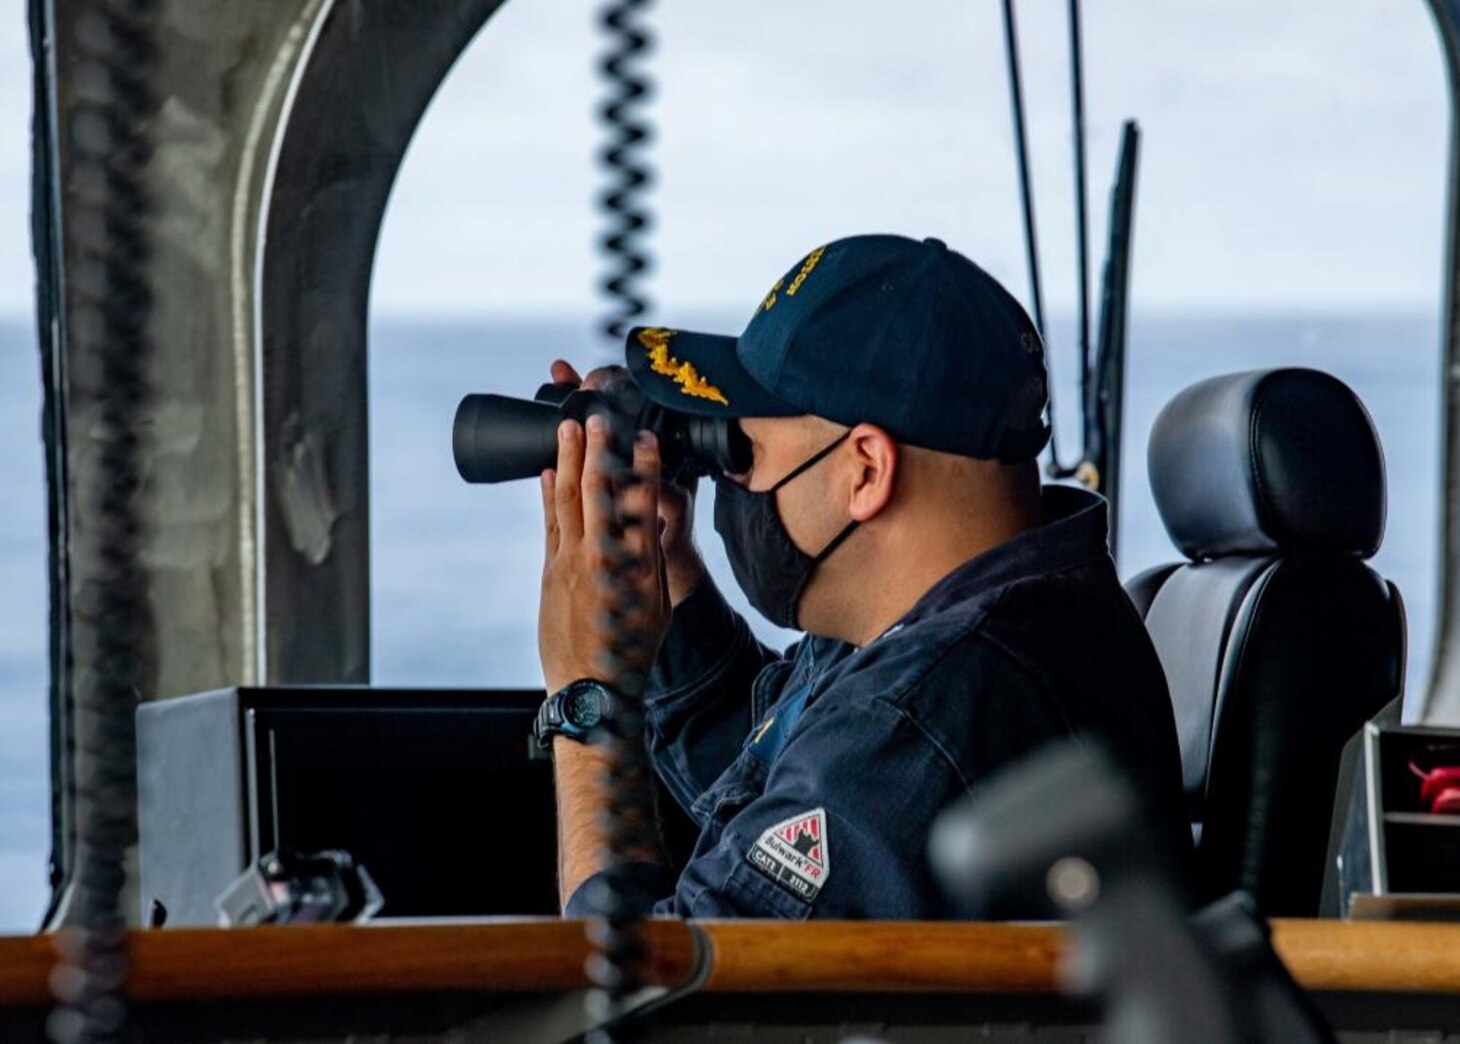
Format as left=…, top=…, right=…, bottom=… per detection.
left=0, top=302, right=1444, bottom=329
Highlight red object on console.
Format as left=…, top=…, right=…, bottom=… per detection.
left=1410, top=749, right=1460, bottom=815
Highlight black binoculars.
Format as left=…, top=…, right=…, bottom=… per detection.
left=453, top=372, right=751, bottom=485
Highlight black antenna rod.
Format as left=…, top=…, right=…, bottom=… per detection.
left=1068, top=0, right=1093, bottom=432
left=1000, top=0, right=1047, bottom=338
left=1001, top=0, right=1076, bottom=474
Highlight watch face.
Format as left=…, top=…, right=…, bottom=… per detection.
left=566, top=687, right=604, bottom=730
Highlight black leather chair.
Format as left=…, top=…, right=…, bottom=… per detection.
left=1126, top=368, right=1404, bottom=916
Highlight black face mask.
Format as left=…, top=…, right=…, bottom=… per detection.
left=713, top=430, right=860, bottom=629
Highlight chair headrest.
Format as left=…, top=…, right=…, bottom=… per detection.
left=1148, top=368, right=1385, bottom=560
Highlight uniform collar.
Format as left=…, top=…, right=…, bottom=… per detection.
left=876, top=485, right=1111, bottom=637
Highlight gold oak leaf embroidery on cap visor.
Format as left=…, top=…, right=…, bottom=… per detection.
left=638, top=327, right=730, bottom=406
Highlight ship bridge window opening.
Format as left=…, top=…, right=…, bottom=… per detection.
left=0, top=15, right=52, bottom=931
left=368, top=1, right=1446, bottom=711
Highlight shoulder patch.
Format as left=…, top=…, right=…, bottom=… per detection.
left=746, top=808, right=829, bottom=903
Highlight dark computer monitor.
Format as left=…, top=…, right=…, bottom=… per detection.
left=138, top=687, right=556, bottom=926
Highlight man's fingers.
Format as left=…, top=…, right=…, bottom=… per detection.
left=580, top=413, right=615, bottom=541
left=622, top=430, right=662, bottom=580
left=541, top=469, right=559, bottom=558
left=550, top=359, right=582, bottom=386
left=554, top=420, right=585, bottom=546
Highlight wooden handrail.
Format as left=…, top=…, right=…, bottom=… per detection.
left=0, top=920, right=696, bottom=1005
left=699, top=921, right=1063, bottom=992
left=1269, top=919, right=1460, bottom=994
left=3, top=919, right=1460, bottom=1007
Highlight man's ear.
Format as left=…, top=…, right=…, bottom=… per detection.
left=846, top=424, right=898, bottom=522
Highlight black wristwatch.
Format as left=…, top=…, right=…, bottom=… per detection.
left=535, top=678, right=619, bottom=746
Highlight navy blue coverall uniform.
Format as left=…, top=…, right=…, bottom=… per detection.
left=565, top=485, right=1190, bottom=919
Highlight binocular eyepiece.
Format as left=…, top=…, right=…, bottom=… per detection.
left=453, top=375, right=751, bottom=485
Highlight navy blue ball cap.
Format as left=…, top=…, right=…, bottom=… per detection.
left=624, top=234, right=1051, bottom=461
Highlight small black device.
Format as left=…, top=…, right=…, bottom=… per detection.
left=453, top=371, right=750, bottom=485
left=931, top=742, right=1333, bottom=1043
left=535, top=678, right=620, bottom=746
left=215, top=848, right=384, bottom=927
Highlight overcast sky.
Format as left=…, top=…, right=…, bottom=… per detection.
left=369, top=0, right=1450, bottom=320
left=0, top=0, right=1451, bottom=323
left=1, top=6, right=28, bottom=321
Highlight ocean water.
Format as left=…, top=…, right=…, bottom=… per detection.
left=0, top=317, right=51, bottom=935
left=0, top=311, right=1443, bottom=931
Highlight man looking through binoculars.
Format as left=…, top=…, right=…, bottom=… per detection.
left=535, top=234, right=1188, bottom=919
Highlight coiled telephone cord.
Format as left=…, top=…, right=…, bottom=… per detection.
left=47, top=1, right=158, bottom=1041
